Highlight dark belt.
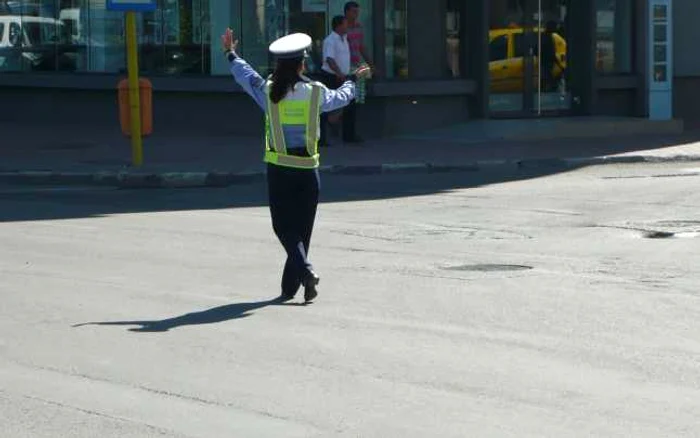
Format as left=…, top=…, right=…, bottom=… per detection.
left=286, top=147, right=310, bottom=157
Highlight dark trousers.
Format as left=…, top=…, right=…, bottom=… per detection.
left=541, top=63, right=557, bottom=92
left=342, top=96, right=357, bottom=141
left=319, top=71, right=357, bottom=143
left=266, top=163, right=320, bottom=295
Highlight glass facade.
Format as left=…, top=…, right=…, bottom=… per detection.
left=137, top=0, right=212, bottom=75
left=384, top=0, right=406, bottom=78
left=0, top=1, right=74, bottom=72
left=488, top=0, right=571, bottom=114
left=241, top=0, right=374, bottom=77
left=0, top=0, right=640, bottom=115
left=0, top=0, right=373, bottom=76
left=0, top=0, right=212, bottom=74
left=595, top=0, right=633, bottom=74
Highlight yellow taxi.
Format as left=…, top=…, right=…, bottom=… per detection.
left=489, top=27, right=567, bottom=92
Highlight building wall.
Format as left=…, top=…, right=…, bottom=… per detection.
left=595, top=89, right=638, bottom=116
left=0, top=84, right=472, bottom=140
left=0, top=86, right=264, bottom=136
left=377, top=95, right=471, bottom=136
left=672, top=0, right=700, bottom=126
left=673, top=0, right=700, bottom=77
left=674, top=77, right=700, bottom=128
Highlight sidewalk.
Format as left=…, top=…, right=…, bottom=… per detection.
left=2, top=121, right=700, bottom=188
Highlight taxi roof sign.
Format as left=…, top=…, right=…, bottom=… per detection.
left=106, top=0, right=157, bottom=11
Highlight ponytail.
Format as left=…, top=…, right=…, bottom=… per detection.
left=269, top=57, right=304, bottom=104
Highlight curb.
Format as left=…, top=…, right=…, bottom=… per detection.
left=1, top=154, right=699, bottom=189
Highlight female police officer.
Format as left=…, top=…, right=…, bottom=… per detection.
left=221, top=28, right=367, bottom=303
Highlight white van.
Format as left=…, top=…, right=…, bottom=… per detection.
left=0, top=15, right=65, bottom=70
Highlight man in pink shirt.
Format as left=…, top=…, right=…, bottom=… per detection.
left=342, top=1, right=373, bottom=143
left=345, top=1, right=373, bottom=71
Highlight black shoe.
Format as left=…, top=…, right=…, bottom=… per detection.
left=278, top=291, right=296, bottom=302
left=303, top=272, right=320, bottom=303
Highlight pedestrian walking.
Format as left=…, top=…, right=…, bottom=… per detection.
left=221, top=28, right=369, bottom=303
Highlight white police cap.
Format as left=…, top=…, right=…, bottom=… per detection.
left=269, top=33, right=312, bottom=59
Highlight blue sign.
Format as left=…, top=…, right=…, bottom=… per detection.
left=106, top=0, right=157, bottom=12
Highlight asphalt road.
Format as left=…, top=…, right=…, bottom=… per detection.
left=1, top=163, right=699, bottom=437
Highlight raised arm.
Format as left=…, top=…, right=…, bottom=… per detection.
left=229, top=57, right=267, bottom=111
left=222, top=28, right=267, bottom=111
left=321, top=80, right=355, bottom=113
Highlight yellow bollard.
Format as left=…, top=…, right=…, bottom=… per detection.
left=125, top=11, right=143, bottom=167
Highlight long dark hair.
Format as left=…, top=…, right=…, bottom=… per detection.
left=269, top=57, right=303, bottom=104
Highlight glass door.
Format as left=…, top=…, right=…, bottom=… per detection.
left=488, top=0, right=571, bottom=116
left=488, top=0, right=533, bottom=113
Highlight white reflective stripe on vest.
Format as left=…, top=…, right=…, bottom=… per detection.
left=305, top=85, right=321, bottom=156
left=266, top=94, right=288, bottom=154
left=264, top=80, right=323, bottom=169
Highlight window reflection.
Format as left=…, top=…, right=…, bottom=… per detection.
left=445, top=0, right=463, bottom=78
left=1, top=0, right=377, bottom=77
left=239, top=0, right=326, bottom=77
left=239, top=1, right=281, bottom=77
left=0, top=1, right=72, bottom=72
left=238, top=1, right=373, bottom=78
left=385, top=0, right=407, bottom=78
left=1, top=0, right=215, bottom=75
left=139, top=0, right=212, bottom=75
left=488, top=0, right=570, bottom=113
left=596, top=0, right=632, bottom=74
left=288, top=0, right=327, bottom=76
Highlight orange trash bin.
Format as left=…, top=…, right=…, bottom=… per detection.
left=118, top=78, right=153, bottom=136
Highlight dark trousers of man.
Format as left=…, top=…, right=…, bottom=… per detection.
left=319, top=71, right=357, bottom=143
left=266, top=163, right=320, bottom=296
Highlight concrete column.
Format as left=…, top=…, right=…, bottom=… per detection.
left=407, top=0, right=446, bottom=79
left=469, top=0, right=489, bottom=118
left=372, top=0, right=386, bottom=76
left=634, top=0, right=648, bottom=116
left=567, top=0, right=595, bottom=115
left=614, top=0, right=632, bottom=72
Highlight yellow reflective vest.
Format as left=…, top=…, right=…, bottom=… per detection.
left=264, top=80, right=323, bottom=169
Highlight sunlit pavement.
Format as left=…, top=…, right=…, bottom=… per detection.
left=1, top=163, right=699, bottom=437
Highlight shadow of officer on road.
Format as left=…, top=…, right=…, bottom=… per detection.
left=73, top=297, right=303, bottom=333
